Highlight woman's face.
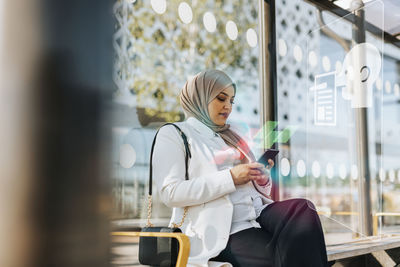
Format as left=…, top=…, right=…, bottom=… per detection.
left=207, top=85, right=235, bottom=126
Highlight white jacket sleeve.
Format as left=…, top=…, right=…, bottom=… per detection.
left=152, top=125, right=236, bottom=208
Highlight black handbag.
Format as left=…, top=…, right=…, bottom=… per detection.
left=139, top=123, right=191, bottom=267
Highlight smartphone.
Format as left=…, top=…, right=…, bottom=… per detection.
left=257, top=149, right=279, bottom=166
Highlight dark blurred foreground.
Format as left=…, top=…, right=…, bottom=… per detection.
left=0, top=1, right=113, bottom=266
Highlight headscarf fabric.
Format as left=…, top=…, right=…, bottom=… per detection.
left=179, top=69, right=255, bottom=163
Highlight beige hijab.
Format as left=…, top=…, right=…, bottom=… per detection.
left=180, top=69, right=255, bottom=163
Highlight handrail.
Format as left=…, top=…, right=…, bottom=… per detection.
left=317, top=210, right=400, bottom=236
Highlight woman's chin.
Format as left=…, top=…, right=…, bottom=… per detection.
left=216, top=120, right=227, bottom=126
left=211, top=117, right=228, bottom=126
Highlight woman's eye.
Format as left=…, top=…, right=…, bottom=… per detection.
left=217, top=97, right=234, bottom=104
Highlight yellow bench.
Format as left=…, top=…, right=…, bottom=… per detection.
left=112, top=231, right=190, bottom=267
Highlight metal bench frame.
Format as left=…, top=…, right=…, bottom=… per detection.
left=112, top=231, right=191, bottom=267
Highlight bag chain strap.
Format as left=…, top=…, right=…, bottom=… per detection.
left=146, top=195, right=154, bottom=227
left=146, top=123, right=190, bottom=228
left=146, top=191, right=188, bottom=228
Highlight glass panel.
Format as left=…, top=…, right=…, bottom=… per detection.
left=275, top=0, right=391, bottom=244
left=305, top=1, right=384, bottom=242
left=112, top=0, right=262, bottom=225
left=380, top=47, right=400, bottom=235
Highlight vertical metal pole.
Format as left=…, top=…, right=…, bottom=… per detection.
left=351, top=0, right=373, bottom=236
left=258, top=0, right=279, bottom=200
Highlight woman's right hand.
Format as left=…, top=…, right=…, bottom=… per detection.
left=230, top=162, right=267, bottom=185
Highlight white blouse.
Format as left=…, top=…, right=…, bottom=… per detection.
left=228, top=156, right=273, bottom=234
left=211, top=125, right=274, bottom=235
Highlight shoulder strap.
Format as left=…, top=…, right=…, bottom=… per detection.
left=148, top=123, right=191, bottom=196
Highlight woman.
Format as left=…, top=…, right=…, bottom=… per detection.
left=153, top=69, right=328, bottom=267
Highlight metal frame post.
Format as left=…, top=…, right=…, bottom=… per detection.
left=258, top=0, right=279, bottom=201
left=351, top=0, right=373, bottom=236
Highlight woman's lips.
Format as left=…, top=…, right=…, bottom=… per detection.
left=219, top=113, right=228, bottom=118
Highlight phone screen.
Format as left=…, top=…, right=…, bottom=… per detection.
left=257, top=149, right=279, bottom=166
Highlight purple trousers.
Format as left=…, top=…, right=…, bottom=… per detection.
left=210, top=198, right=329, bottom=267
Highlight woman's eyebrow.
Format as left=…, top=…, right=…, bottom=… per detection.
left=220, top=92, right=235, bottom=98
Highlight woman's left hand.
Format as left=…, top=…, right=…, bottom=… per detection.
left=252, top=159, right=274, bottom=186
left=266, top=159, right=274, bottom=169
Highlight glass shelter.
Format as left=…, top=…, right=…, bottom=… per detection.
left=112, top=0, right=400, bottom=246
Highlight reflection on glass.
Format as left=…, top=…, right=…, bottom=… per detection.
left=296, top=160, right=306, bottom=177
left=379, top=168, right=386, bottom=182
left=226, top=20, right=238, bottom=41
left=293, top=44, right=303, bottom=62
left=326, top=163, right=334, bottom=179
left=339, top=163, right=347, bottom=180
left=394, top=83, right=400, bottom=96
left=312, top=161, right=321, bottom=178
left=389, top=169, right=395, bottom=183
left=281, top=157, right=291, bottom=176
left=322, top=56, right=331, bottom=72
left=203, top=12, right=216, bottom=33
left=385, top=80, right=392, bottom=94
left=246, top=28, right=258, bottom=47
left=309, top=50, right=318, bottom=67
left=351, top=164, right=358, bottom=180
left=278, top=39, right=287, bottom=57
left=119, top=144, right=137, bottom=169
left=151, top=0, right=167, bottom=14
left=178, top=2, right=193, bottom=24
